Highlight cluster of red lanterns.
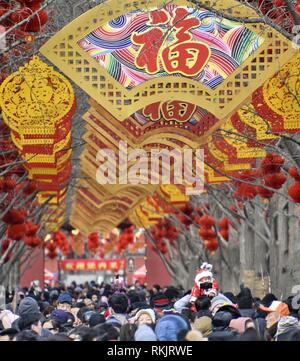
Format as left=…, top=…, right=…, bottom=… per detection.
left=0, top=122, right=42, bottom=262
left=45, top=231, right=70, bottom=259
left=45, top=237, right=58, bottom=260
left=87, top=232, right=100, bottom=256
left=0, top=123, right=26, bottom=209
left=256, top=0, right=300, bottom=30
left=117, top=226, right=134, bottom=254
left=233, top=154, right=287, bottom=201
left=1, top=1, right=48, bottom=32
left=218, top=217, right=230, bottom=241
left=1, top=211, right=41, bottom=263
left=52, top=231, right=70, bottom=257
left=287, top=166, right=300, bottom=203
left=150, top=218, right=178, bottom=254
left=256, top=153, right=286, bottom=198
left=23, top=221, right=40, bottom=247
left=0, top=1, right=49, bottom=88
left=196, top=214, right=219, bottom=252
left=234, top=170, right=259, bottom=200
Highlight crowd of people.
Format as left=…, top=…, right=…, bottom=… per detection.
left=0, top=269, right=300, bottom=341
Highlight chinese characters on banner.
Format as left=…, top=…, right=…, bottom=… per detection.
left=132, top=7, right=211, bottom=76
left=60, top=259, right=126, bottom=272
left=143, top=100, right=197, bottom=123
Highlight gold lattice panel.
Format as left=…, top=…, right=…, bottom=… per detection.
left=40, top=0, right=297, bottom=123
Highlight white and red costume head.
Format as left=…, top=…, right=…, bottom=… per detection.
left=190, top=262, right=219, bottom=303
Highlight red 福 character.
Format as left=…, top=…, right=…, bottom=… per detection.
left=161, top=8, right=210, bottom=76
left=161, top=101, right=196, bottom=122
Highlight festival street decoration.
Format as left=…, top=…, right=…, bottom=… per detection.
left=0, top=57, right=75, bottom=231
left=39, top=0, right=300, bottom=234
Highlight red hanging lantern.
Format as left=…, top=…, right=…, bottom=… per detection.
left=198, top=215, right=215, bottom=228
left=2, top=177, right=17, bottom=192
left=204, top=239, right=219, bottom=252
left=288, top=166, right=300, bottom=181
left=219, top=229, right=229, bottom=241
left=25, top=221, right=39, bottom=236
left=46, top=240, right=56, bottom=252
left=288, top=181, right=300, bottom=203
left=26, top=8, right=48, bottom=32
left=263, top=172, right=287, bottom=190
left=7, top=223, right=27, bottom=240
left=199, top=228, right=216, bottom=240
left=219, top=218, right=230, bottom=230
left=272, top=0, right=284, bottom=6
left=24, top=236, right=41, bottom=247
left=10, top=7, right=32, bottom=25
left=260, top=153, right=284, bottom=175
left=234, top=183, right=257, bottom=200
left=2, top=208, right=26, bottom=224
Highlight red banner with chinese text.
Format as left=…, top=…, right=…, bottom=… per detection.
left=60, top=259, right=126, bottom=272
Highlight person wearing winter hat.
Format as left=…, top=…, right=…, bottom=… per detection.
left=134, top=324, right=157, bottom=341
left=210, top=294, right=240, bottom=317
left=88, top=313, right=105, bottom=327
left=151, top=292, right=173, bottom=316
left=57, top=293, right=73, bottom=312
left=275, top=316, right=300, bottom=341
left=134, top=308, right=156, bottom=326
left=43, top=309, right=70, bottom=334
left=193, top=316, right=212, bottom=337
left=190, top=263, right=219, bottom=307
left=17, top=296, right=41, bottom=318
left=258, top=300, right=290, bottom=317
left=155, top=314, right=190, bottom=341
left=50, top=309, right=70, bottom=325
left=229, top=317, right=254, bottom=334
left=11, top=297, right=41, bottom=332
left=265, top=311, right=281, bottom=340
left=17, top=313, right=42, bottom=337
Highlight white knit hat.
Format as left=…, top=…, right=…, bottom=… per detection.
left=195, top=262, right=213, bottom=285
left=135, top=308, right=156, bottom=324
